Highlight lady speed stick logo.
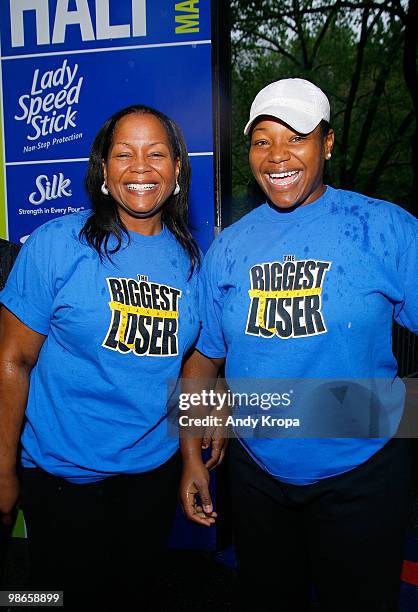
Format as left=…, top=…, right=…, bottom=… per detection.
left=246, top=256, right=331, bottom=339
left=103, top=275, right=181, bottom=356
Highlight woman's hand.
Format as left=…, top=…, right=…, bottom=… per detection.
left=0, top=469, right=19, bottom=527
left=199, top=368, right=230, bottom=469
left=179, top=350, right=225, bottom=525
left=201, top=429, right=228, bottom=470
left=180, top=456, right=217, bottom=527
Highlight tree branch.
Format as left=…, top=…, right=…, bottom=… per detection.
left=339, top=5, right=371, bottom=185
left=286, top=1, right=403, bottom=20
left=311, top=1, right=341, bottom=66
left=348, top=30, right=403, bottom=183
left=364, top=111, right=414, bottom=193
left=292, top=0, right=310, bottom=68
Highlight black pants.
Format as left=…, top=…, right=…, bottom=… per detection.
left=227, top=438, right=412, bottom=612
left=21, top=452, right=181, bottom=611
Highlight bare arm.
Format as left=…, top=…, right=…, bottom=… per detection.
left=179, top=350, right=225, bottom=526
left=0, top=307, right=45, bottom=525
left=201, top=375, right=230, bottom=470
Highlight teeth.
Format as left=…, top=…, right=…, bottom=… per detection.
left=269, top=171, right=299, bottom=178
left=127, top=183, right=156, bottom=191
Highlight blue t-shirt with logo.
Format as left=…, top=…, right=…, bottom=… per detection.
left=1, top=211, right=199, bottom=482
left=197, top=186, right=418, bottom=485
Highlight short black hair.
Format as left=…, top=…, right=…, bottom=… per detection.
left=319, top=119, right=331, bottom=139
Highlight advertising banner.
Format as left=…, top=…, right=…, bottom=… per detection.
left=0, top=0, right=215, bottom=249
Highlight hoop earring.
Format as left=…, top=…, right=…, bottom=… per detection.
left=101, top=182, right=109, bottom=196
left=173, top=181, right=180, bottom=196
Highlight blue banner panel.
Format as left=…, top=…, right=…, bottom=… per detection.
left=6, top=161, right=89, bottom=243
left=188, top=154, right=214, bottom=251
left=1, top=0, right=210, bottom=56
left=0, top=0, right=214, bottom=249
left=2, top=44, right=213, bottom=163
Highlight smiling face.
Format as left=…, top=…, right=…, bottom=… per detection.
left=249, top=117, right=334, bottom=209
left=103, top=112, right=179, bottom=233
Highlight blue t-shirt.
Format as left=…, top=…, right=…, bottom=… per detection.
left=197, top=186, right=418, bottom=485
left=1, top=212, right=199, bottom=482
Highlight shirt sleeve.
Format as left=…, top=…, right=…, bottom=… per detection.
left=196, top=241, right=227, bottom=358
left=0, top=230, right=55, bottom=335
left=394, top=227, right=418, bottom=333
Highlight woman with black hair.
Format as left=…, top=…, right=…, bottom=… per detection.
left=0, top=105, right=200, bottom=610
left=180, top=78, right=418, bottom=611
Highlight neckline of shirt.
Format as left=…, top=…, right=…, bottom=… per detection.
left=127, top=222, right=169, bottom=245
left=74, top=210, right=171, bottom=249
left=260, top=185, right=336, bottom=223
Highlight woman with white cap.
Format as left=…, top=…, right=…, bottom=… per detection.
left=180, top=78, right=418, bottom=610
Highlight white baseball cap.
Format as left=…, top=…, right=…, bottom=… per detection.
left=244, top=78, right=330, bottom=135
